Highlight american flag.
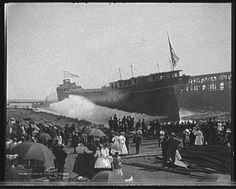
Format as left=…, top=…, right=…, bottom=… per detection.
left=168, top=34, right=180, bottom=68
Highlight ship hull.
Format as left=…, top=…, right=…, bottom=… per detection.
left=57, top=76, right=190, bottom=121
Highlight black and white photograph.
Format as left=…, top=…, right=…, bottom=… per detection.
left=5, top=2, right=232, bottom=186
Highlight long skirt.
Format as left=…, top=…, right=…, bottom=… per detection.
left=94, top=157, right=111, bottom=169
left=195, top=135, right=203, bottom=145
left=87, top=153, right=96, bottom=179
left=119, top=143, right=128, bottom=155
left=72, top=154, right=89, bottom=177
left=185, top=135, right=190, bottom=144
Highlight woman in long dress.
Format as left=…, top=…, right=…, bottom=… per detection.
left=111, top=133, right=121, bottom=155
left=72, top=143, right=92, bottom=178
left=112, top=133, right=119, bottom=146
left=194, top=128, right=204, bottom=145
left=94, top=144, right=111, bottom=172
left=119, top=133, right=128, bottom=155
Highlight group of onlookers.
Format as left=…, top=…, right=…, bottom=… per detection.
left=5, top=114, right=231, bottom=182
left=72, top=135, right=125, bottom=179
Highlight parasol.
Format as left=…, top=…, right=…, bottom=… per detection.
left=83, top=128, right=106, bottom=137
left=39, top=133, right=52, bottom=142
left=91, top=171, right=124, bottom=183
left=11, top=142, right=55, bottom=168
left=110, top=142, right=121, bottom=155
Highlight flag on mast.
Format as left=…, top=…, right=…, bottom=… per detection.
left=63, top=70, right=79, bottom=78
left=167, top=34, right=180, bottom=69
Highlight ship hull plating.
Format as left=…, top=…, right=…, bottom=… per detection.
left=57, top=76, right=190, bottom=121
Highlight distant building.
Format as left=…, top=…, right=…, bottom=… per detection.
left=7, top=100, right=45, bottom=109
left=7, top=102, right=33, bottom=109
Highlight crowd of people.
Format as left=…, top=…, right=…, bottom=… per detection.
left=5, top=113, right=231, bottom=182
left=5, top=116, right=134, bottom=182
left=108, top=114, right=232, bottom=148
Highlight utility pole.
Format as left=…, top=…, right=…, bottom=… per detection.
left=131, top=65, right=134, bottom=77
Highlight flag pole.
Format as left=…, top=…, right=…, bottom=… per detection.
left=167, top=33, right=172, bottom=71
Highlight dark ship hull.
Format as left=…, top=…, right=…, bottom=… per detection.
left=57, top=70, right=190, bottom=121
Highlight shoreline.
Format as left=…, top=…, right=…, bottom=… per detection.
left=6, top=108, right=95, bottom=129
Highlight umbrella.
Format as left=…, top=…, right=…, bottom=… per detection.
left=110, top=142, right=121, bottom=155
left=83, top=128, right=106, bottom=137
left=11, top=142, right=55, bottom=168
left=110, top=142, right=121, bottom=151
left=91, top=171, right=124, bottom=183
left=39, top=133, right=52, bottom=142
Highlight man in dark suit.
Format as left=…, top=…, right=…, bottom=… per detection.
left=161, top=132, right=169, bottom=167
left=133, top=131, right=142, bottom=154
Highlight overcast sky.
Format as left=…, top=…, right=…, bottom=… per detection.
left=6, top=3, right=231, bottom=100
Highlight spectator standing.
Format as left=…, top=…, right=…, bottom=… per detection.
left=71, top=132, right=80, bottom=154
left=55, top=144, right=67, bottom=180
left=183, top=129, right=190, bottom=147
left=133, top=131, right=142, bottom=154
left=86, top=137, right=97, bottom=179
left=167, top=133, right=181, bottom=166
left=73, top=142, right=92, bottom=178
left=189, top=129, right=195, bottom=146
left=194, top=128, right=204, bottom=146
left=94, top=144, right=111, bottom=172
left=124, top=132, right=130, bottom=154
left=113, top=114, right=118, bottom=132
left=135, top=120, right=141, bottom=131
left=56, top=132, right=63, bottom=145
left=113, top=152, right=123, bottom=176
left=161, top=132, right=169, bottom=167
left=9, top=138, right=18, bottom=153
left=64, top=125, right=69, bottom=146
left=118, top=132, right=128, bottom=155
left=108, top=117, right=114, bottom=130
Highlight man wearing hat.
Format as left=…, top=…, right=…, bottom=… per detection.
left=53, top=144, right=68, bottom=180
left=167, top=133, right=181, bottom=166
left=133, top=130, right=142, bottom=154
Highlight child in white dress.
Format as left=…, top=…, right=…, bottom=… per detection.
left=94, top=144, right=111, bottom=171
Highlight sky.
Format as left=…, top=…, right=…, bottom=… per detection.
left=6, top=3, right=231, bottom=100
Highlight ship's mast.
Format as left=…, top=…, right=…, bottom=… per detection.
left=157, top=63, right=160, bottom=73
left=119, top=68, right=122, bottom=80
left=131, top=65, right=134, bottom=77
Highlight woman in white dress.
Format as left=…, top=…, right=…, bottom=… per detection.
left=111, top=134, right=121, bottom=155
left=112, top=134, right=120, bottom=145
left=94, top=144, right=111, bottom=171
left=194, top=128, right=204, bottom=145
left=119, top=133, right=128, bottom=155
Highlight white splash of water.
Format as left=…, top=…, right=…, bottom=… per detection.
left=48, top=95, right=160, bottom=126
left=179, top=108, right=197, bottom=118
